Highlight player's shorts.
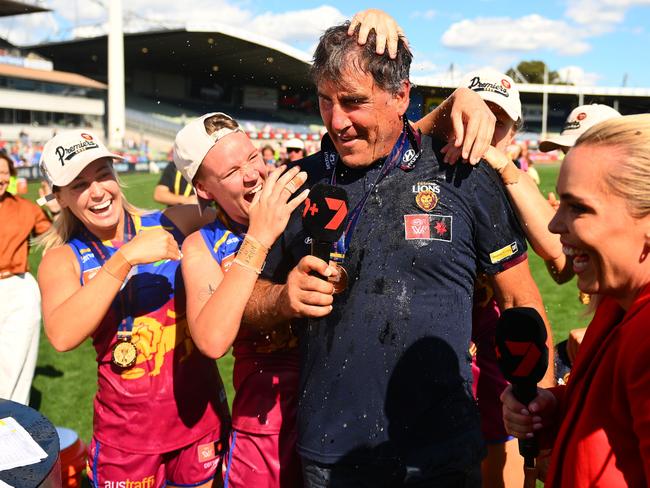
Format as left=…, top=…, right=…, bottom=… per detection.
left=223, top=428, right=302, bottom=488
left=87, top=428, right=226, bottom=488
left=471, top=344, right=513, bottom=444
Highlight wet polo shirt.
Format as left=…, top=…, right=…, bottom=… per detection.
left=262, top=134, right=528, bottom=466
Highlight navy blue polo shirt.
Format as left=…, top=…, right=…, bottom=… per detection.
left=262, top=134, right=527, bottom=466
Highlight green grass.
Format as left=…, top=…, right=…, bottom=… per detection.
left=26, top=165, right=588, bottom=448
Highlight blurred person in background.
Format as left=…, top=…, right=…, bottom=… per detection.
left=284, top=138, right=306, bottom=163
left=502, top=114, right=650, bottom=487
left=262, top=144, right=277, bottom=167
left=0, top=153, right=56, bottom=405
left=37, top=130, right=229, bottom=488
left=154, top=160, right=198, bottom=207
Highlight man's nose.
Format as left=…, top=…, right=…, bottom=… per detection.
left=330, top=103, right=350, bottom=133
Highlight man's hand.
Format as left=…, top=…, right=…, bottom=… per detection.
left=280, top=255, right=336, bottom=319
left=348, top=9, right=408, bottom=59
left=439, top=87, right=495, bottom=165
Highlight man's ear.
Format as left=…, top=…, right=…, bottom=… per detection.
left=395, top=80, right=411, bottom=117
left=193, top=179, right=212, bottom=201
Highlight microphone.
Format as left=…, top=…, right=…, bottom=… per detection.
left=495, top=307, right=548, bottom=468
left=301, top=183, right=348, bottom=277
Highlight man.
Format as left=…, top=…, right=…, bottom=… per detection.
left=285, top=138, right=307, bottom=162
left=245, top=25, right=548, bottom=487
left=154, top=160, right=199, bottom=206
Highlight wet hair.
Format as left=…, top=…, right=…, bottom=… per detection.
left=0, top=152, right=15, bottom=176
left=574, top=114, right=650, bottom=218
left=203, top=113, right=239, bottom=136
left=310, top=23, right=412, bottom=94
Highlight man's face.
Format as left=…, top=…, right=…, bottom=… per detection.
left=317, top=60, right=409, bottom=168
left=287, top=147, right=303, bottom=162
left=486, top=102, right=516, bottom=153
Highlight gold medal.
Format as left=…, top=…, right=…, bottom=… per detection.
left=329, top=263, right=349, bottom=294
left=111, top=339, right=137, bottom=369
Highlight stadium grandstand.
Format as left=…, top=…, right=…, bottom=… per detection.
left=0, top=5, right=646, bottom=172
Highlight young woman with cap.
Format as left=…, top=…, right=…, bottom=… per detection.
left=37, top=130, right=230, bottom=488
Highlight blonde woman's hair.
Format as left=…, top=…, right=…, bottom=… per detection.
left=575, top=113, right=650, bottom=218
left=36, top=169, right=145, bottom=252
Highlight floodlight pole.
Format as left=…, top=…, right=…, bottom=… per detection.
left=108, top=0, right=125, bottom=149
left=541, top=65, right=548, bottom=139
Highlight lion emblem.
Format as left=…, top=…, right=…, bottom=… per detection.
left=415, top=190, right=438, bottom=212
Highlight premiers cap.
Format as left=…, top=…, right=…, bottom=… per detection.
left=37, top=130, right=123, bottom=205
left=539, top=104, right=622, bottom=152
left=173, top=112, right=243, bottom=185
left=285, top=137, right=305, bottom=150
left=460, top=68, right=522, bottom=123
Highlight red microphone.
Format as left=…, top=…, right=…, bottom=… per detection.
left=301, top=183, right=348, bottom=277
left=495, top=307, right=548, bottom=468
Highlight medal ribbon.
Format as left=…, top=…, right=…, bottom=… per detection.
left=323, top=117, right=422, bottom=260
left=81, top=210, right=136, bottom=340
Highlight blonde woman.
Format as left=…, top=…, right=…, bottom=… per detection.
left=37, top=130, right=229, bottom=488
left=502, top=115, right=650, bottom=486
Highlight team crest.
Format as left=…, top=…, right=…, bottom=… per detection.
left=415, top=190, right=438, bottom=212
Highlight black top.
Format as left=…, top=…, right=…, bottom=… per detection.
left=157, top=161, right=192, bottom=202
left=263, top=135, right=527, bottom=466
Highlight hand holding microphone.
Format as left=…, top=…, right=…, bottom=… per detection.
left=495, top=307, right=550, bottom=473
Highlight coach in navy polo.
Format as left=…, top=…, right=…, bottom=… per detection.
left=245, top=24, right=547, bottom=487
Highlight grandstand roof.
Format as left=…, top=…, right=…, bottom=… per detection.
left=0, top=0, right=49, bottom=17
left=29, top=23, right=313, bottom=89
left=0, top=62, right=107, bottom=89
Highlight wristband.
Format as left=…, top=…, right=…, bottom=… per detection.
left=102, top=250, right=133, bottom=282
left=499, top=161, right=521, bottom=185
left=233, top=235, right=269, bottom=274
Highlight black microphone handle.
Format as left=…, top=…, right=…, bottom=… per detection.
left=310, top=240, right=332, bottom=280
left=512, top=381, right=540, bottom=466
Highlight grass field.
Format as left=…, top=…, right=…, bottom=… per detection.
left=25, top=164, right=589, bottom=451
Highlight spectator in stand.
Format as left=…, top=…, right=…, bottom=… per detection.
left=502, top=114, right=650, bottom=487
left=284, top=138, right=306, bottom=163
left=153, top=161, right=198, bottom=207
left=0, top=153, right=56, bottom=405
left=261, top=144, right=277, bottom=166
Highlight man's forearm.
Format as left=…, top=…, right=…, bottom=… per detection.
left=243, top=279, right=290, bottom=330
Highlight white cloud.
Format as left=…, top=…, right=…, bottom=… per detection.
left=410, top=10, right=436, bottom=20
left=557, top=65, right=601, bottom=85
left=565, top=0, right=650, bottom=33
left=441, top=14, right=591, bottom=55
left=0, top=0, right=345, bottom=48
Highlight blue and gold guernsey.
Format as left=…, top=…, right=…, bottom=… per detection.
left=199, top=218, right=299, bottom=436
left=68, top=211, right=229, bottom=454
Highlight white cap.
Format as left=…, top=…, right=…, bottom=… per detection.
left=459, top=68, right=522, bottom=123
left=39, top=130, right=123, bottom=188
left=285, top=137, right=305, bottom=150
left=539, top=104, right=622, bottom=152
left=172, top=112, right=243, bottom=185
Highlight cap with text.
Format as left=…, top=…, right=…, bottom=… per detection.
left=172, top=112, right=243, bottom=185
left=39, top=130, right=123, bottom=188
left=539, top=104, right=622, bottom=152
left=459, top=68, right=522, bottom=123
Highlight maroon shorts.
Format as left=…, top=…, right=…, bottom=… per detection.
left=223, top=429, right=302, bottom=488
left=87, top=429, right=226, bottom=487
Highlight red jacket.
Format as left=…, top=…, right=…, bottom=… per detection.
left=545, top=284, right=650, bottom=487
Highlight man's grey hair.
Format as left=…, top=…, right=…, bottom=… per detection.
left=310, top=22, right=412, bottom=94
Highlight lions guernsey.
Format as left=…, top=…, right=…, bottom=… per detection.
left=200, top=218, right=299, bottom=436
left=68, top=211, right=229, bottom=454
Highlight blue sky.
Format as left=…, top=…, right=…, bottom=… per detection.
left=2, top=0, right=650, bottom=87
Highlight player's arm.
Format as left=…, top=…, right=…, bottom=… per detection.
left=489, top=260, right=556, bottom=387
left=244, top=256, right=335, bottom=328
left=153, top=185, right=198, bottom=206
left=182, top=231, right=255, bottom=358
left=413, top=87, right=495, bottom=164
left=39, top=230, right=181, bottom=352
left=162, top=204, right=216, bottom=238
left=482, top=146, right=572, bottom=283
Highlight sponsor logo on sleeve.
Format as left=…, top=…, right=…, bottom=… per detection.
left=103, top=476, right=156, bottom=488
left=489, top=242, right=519, bottom=264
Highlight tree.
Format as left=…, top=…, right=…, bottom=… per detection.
left=506, top=60, right=569, bottom=85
